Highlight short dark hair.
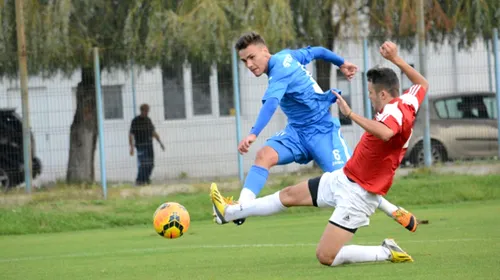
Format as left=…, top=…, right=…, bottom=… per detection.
left=140, top=103, right=150, bottom=112
left=235, top=32, right=266, bottom=51
left=366, top=67, right=400, bottom=97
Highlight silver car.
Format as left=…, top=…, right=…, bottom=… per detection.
left=403, top=91, right=499, bottom=166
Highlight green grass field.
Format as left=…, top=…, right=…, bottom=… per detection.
left=1, top=200, right=499, bottom=280
left=2, top=172, right=500, bottom=235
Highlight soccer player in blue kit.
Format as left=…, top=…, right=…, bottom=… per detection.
left=225, top=32, right=417, bottom=232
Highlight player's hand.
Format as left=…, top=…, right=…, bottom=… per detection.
left=331, top=90, right=352, bottom=117
left=160, top=143, right=165, bottom=151
left=339, top=61, right=358, bottom=81
left=330, top=88, right=342, bottom=103
left=129, top=146, right=134, bottom=156
left=238, top=134, right=257, bottom=155
left=379, top=41, right=399, bottom=62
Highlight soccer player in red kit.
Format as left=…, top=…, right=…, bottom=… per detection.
left=211, top=41, right=428, bottom=267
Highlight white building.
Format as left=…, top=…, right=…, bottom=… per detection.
left=0, top=39, right=495, bottom=184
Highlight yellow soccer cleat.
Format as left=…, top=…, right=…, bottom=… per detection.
left=210, top=183, right=229, bottom=224
left=392, top=207, right=418, bottom=232
left=211, top=195, right=235, bottom=224
left=382, top=238, right=414, bottom=263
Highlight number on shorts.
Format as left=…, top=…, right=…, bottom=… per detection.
left=332, top=149, right=341, bottom=161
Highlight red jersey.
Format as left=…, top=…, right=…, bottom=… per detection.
left=344, top=85, right=427, bottom=195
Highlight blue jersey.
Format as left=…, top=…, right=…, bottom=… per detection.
left=262, top=48, right=338, bottom=128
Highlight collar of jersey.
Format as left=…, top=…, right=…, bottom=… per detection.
left=378, top=97, right=399, bottom=113
left=267, top=55, right=278, bottom=75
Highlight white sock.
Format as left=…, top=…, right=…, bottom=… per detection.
left=331, top=245, right=391, bottom=266
left=378, top=197, right=399, bottom=217
left=238, top=188, right=256, bottom=204
left=226, top=191, right=286, bottom=221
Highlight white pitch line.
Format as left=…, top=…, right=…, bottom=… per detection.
left=0, top=237, right=497, bottom=263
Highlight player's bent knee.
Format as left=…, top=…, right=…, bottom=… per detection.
left=279, top=181, right=312, bottom=207
left=255, top=147, right=279, bottom=168
left=316, top=248, right=337, bottom=266
left=278, top=186, right=295, bottom=207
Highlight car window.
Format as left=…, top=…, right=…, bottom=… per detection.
left=461, top=96, right=489, bottom=119
left=434, top=100, right=448, bottom=118
left=483, top=96, right=497, bottom=119
left=445, top=97, right=462, bottom=119
left=436, top=95, right=493, bottom=119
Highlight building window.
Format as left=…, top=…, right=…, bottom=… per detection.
left=163, top=63, right=186, bottom=120
left=337, top=69, right=352, bottom=125
left=484, top=96, right=498, bottom=119
left=217, top=63, right=235, bottom=116
left=191, top=61, right=212, bottom=116
left=102, top=85, right=123, bottom=120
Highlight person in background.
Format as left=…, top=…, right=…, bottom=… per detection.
left=129, top=104, right=164, bottom=185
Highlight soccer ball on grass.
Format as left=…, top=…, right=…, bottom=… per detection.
left=153, top=202, right=190, bottom=239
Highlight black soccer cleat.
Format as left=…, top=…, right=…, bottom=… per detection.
left=233, top=218, right=246, bottom=226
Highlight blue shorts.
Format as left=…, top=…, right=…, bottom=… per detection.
left=265, top=118, right=351, bottom=172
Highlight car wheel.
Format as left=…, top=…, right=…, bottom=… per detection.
left=0, top=168, right=10, bottom=192
left=411, top=140, right=448, bottom=167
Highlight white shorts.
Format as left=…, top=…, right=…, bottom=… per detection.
left=312, top=169, right=381, bottom=231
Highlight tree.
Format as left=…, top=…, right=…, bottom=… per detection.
left=65, top=1, right=133, bottom=183
left=0, top=0, right=296, bottom=184
left=1, top=0, right=135, bottom=183
left=288, top=0, right=372, bottom=97
left=367, top=0, right=500, bottom=49
left=2, top=0, right=497, bottom=184
left=123, top=0, right=296, bottom=67
left=289, top=0, right=500, bottom=91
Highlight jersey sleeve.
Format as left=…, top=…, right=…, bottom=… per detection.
left=249, top=98, right=279, bottom=136
left=375, top=103, right=403, bottom=135
left=289, top=46, right=344, bottom=66
left=262, top=54, right=298, bottom=102
left=289, top=48, right=314, bottom=65
left=400, top=84, right=427, bottom=113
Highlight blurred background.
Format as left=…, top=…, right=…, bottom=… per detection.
left=0, top=0, right=498, bottom=190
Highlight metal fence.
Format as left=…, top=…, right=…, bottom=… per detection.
left=0, top=35, right=499, bottom=190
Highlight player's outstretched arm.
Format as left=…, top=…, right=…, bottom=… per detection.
left=307, top=46, right=344, bottom=66
left=295, top=47, right=357, bottom=80
left=380, top=41, right=429, bottom=92
left=309, top=47, right=358, bottom=80
left=332, top=90, right=395, bottom=141
left=291, top=46, right=344, bottom=66
left=237, top=98, right=279, bottom=154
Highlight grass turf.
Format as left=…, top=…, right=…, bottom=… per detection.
left=1, top=200, right=499, bottom=280
left=1, top=172, right=500, bottom=235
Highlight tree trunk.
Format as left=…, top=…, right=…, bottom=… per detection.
left=66, top=67, right=97, bottom=183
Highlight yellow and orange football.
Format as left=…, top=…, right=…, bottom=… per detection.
left=153, top=202, right=190, bottom=239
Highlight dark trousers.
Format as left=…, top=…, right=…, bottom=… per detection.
left=136, top=144, right=154, bottom=185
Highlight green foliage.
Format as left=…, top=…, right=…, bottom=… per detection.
left=0, top=0, right=136, bottom=77
left=367, top=0, right=500, bottom=50
left=1, top=0, right=498, bottom=77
